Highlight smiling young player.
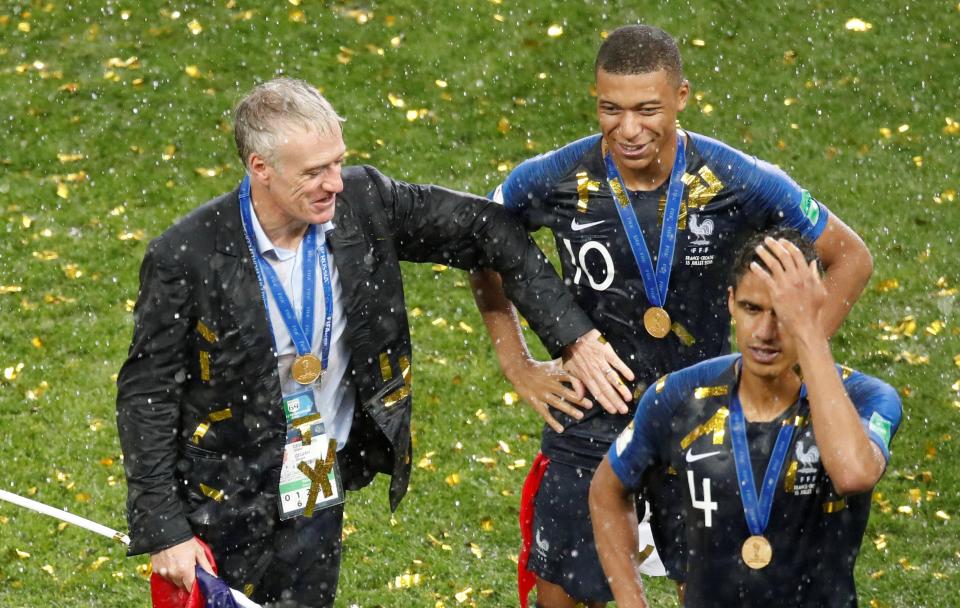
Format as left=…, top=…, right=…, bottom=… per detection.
left=470, top=24, right=875, bottom=608
left=590, top=229, right=901, bottom=607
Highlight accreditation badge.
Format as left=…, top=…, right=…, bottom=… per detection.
left=278, top=389, right=344, bottom=520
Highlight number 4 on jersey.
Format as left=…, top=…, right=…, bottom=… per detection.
left=687, top=470, right=718, bottom=527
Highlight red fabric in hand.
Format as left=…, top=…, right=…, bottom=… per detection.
left=150, top=538, right=218, bottom=608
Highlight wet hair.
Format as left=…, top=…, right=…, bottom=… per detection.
left=234, top=77, right=344, bottom=169
left=594, top=25, right=684, bottom=83
left=729, top=228, right=820, bottom=289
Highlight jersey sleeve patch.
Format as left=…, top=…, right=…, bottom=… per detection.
left=868, top=411, right=893, bottom=452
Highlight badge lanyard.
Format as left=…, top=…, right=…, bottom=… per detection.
left=728, top=380, right=805, bottom=539
left=603, top=133, right=686, bottom=316
left=238, top=176, right=334, bottom=375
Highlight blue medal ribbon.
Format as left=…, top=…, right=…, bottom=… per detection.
left=603, top=132, right=686, bottom=309
left=728, top=376, right=805, bottom=536
left=238, top=176, right=334, bottom=370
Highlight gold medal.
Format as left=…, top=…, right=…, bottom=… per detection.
left=643, top=307, right=671, bottom=339
left=292, top=353, right=323, bottom=385
left=741, top=535, right=772, bottom=569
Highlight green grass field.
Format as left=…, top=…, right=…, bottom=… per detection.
left=1, top=1, right=958, bottom=606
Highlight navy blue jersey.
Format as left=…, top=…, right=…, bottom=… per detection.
left=608, top=355, right=902, bottom=607
left=493, top=132, right=830, bottom=466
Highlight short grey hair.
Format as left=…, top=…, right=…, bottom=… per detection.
left=234, top=77, right=345, bottom=169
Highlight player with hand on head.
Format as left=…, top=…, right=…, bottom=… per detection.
left=590, top=229, right=901, bottom=608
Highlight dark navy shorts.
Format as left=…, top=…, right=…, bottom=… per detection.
left=526, top=459, right=614, bottom=602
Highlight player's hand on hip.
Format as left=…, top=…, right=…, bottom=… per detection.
left=151, top=537, right=215, bottom=592
left=504, top=357, right=591, bottom=433
left=751, top=237, right=827, bottom=340
left=562, top=329, right=634, bottom=415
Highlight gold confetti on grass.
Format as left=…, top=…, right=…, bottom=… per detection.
left=3, top=363, right=25, bottom=381
left=390, top=572, right=421, bottom=589
left=454, top=587, right=473, bottom=603
left=845, top=18, right=873, bottom=32
left=0, top=285, right=23, bottom=294
left=184, top=65, right=201, bottom=79
left=874, top=278, right=899, bottom=292
left=187, top=19, right=202, bottom=34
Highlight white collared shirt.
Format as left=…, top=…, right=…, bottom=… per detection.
left=248, top=211, right=354, bottom=450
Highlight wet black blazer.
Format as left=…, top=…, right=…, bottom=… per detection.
left=116, top=165, right=592, bottom=555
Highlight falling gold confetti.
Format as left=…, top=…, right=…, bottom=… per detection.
left=845, top=18, right=873, bottom=32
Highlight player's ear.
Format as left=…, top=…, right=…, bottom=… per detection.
left=675, top=78, right=690, bottom=112
left=727, top=286, right=736, bottom=318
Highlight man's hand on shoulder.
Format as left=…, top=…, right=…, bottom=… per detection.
left=562, top=329, right=634, bottom=415
left=151, top=537, right=215, bottom=592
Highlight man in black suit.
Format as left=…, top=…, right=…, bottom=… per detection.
left=116, top=78, right=621, bottom=607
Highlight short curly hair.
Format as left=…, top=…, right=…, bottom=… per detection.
left=595, top=25, right=684, bottom=84
left=729, top=228, right=820, bottom=289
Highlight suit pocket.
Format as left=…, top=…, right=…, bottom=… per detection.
left=180, top=447, right=279, bottom=551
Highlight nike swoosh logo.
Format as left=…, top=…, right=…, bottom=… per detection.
left=570, top=218, right=605, bottom=231
left=685, top=449, right=723, bottom=463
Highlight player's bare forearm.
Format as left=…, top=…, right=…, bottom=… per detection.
left=470, top=270, right=590, bottom=432
left=795, top=337, right=885, bottom=495
left=816, top=214, right=873, bottom=336
left=753, top=238, right=883, bottom=495
left=589, top=460, right=649, bottom=608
